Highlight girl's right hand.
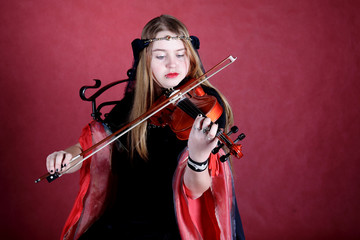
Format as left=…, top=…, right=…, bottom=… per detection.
left=46, top=151, right=73, bottom=174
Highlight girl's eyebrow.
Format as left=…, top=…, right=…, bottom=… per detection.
left=152, top=48, right=186, bottom=52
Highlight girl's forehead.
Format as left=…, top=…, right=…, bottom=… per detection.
left=151, top=39, right=185, bottom=50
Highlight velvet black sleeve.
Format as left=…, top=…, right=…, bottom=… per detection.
left=103, top=93, right=134, bottom=132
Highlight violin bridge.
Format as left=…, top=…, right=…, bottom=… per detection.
left=168, top=89, right=182, bottom=104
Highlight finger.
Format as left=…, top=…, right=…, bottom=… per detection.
left=46, top=153, right=55, bottom=174
left=207, top=123, right=219, bottom=143
left=201, top=117, right=212, bottom=133
left=54, top=152, right=65, bottom=173
left=193, top=114, right=204, bottom=131
left=61, top=152, right=73, bottom=171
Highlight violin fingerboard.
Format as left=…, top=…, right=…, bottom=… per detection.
left=177, top=98, right=204, bottom=119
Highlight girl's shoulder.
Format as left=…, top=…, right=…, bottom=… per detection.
left=201, top=85, right=222, bottom=102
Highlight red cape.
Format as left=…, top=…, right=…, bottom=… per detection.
left=61, top=121, right=243, bottom=239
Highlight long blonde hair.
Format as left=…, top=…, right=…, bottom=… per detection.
left=129, top=15, right=234, bottom=160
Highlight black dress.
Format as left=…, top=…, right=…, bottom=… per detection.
left=79, top=86, right=227, bottom=240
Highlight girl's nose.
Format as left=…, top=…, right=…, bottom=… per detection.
left=166, top=56, right=177, bottom=68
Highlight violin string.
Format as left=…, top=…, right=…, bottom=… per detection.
left=177, top=97, right=241, bottom=157
left=177, top=98, right=203, bottom=119
left=177, top=98, right=233, bottom=147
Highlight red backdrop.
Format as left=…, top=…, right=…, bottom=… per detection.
left=1, top=1, right=360, bottom=239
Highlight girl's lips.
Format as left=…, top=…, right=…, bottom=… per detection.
left=165, top=72, right=179, bottom=78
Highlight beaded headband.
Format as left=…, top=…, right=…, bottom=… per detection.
left=144, top=35, right=192, bottom=44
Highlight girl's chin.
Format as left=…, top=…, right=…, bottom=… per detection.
left=158, top=80, right=182, bottom=89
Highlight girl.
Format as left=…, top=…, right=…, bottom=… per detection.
left=46, top=15, right=245, bottom=240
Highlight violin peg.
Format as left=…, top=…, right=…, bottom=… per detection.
left=212, top=143, right=224, bottom=154
left=220, top=153, right=231, bottom=162
left=227, top=126, right=239, bottom=135
left=235, top=133, right=246, bottom=143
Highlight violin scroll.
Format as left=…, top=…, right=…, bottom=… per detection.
left=212, top=126, right=246, bottom=162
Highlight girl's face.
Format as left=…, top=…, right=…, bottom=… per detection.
left=150, top=30, right=190, bottom=89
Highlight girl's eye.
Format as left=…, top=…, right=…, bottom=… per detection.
left=176, top=54, right=185, bottom=58
left=156, top=55, right=165, bottom=60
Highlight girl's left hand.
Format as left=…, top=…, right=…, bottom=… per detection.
left=187, top=115, right=219, bottom=162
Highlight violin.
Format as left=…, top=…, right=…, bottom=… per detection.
left=150, top=84, right=245, bottom=161
left=149, top=85, right=223, bottom=140
left=35, top=56, right=245, bottom=183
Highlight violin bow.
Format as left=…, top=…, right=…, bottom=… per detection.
left=35, top=56, right=237, bottom=183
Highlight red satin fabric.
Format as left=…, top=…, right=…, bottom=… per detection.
left=60, top=121, right=237, bottom=240
left=173, top=150, right=236, bottom=239
left=61, top=121, right=113, bottom=240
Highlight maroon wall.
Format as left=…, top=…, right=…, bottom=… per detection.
left=1, top=1, right=359, bottom=239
